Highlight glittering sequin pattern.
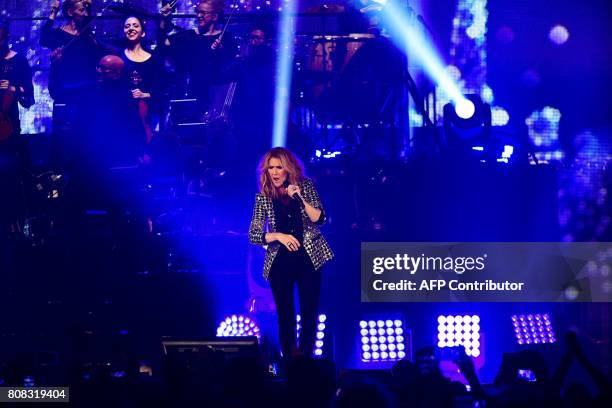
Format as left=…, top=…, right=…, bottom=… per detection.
left=248, top=179, right=334, bottom=280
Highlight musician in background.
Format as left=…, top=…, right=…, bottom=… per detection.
left=120, top=15, right=164, bottom=148
left=159, top=0, right=237, bottom=110
left=77, top=55, right=147, bottom=169
left=0, top=20, right=35, bottom=150
left=0, top=19, right=34, bottom=233
left=70, top=56, right=152, bottom=261
left=41, top=0, right=102, bottom=103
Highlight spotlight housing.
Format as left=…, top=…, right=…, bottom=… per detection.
left=443, top=94, right=494, bottom=160
left=444, top=94, right=491, bottom=130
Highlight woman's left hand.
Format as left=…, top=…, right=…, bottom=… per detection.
left=286, top=184, right=302, bottom=199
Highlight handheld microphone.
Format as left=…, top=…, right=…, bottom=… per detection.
left=283, top=180, right=305, bottom=207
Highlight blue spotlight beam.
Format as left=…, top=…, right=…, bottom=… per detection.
left=272, top=0, right=298, bottom=147
left=378, top=0, right=469, bottom=109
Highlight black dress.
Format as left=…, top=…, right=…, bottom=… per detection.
left=120, top=51, right=165, bottom=123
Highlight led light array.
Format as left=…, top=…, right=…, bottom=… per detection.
left=437, top=315, right=481, bottom=357
left=296, top=314, right=327, bottom=356
left=217, top=315, right=261, bottom=338
left=526, top=107, right=561, bottom=148
left=511, top=314, right=555, bottom=345
left=359, top=320, right=406, bottom=362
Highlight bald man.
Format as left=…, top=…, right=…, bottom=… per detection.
left=96, top=54, right=125, bottom=82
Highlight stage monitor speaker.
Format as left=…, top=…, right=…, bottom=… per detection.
left=161, top=337, right=261, bottom=406
left=162, top=337, right=259, bottom=357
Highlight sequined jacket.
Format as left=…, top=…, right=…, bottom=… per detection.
left=249, top=178, right=334, bottom=280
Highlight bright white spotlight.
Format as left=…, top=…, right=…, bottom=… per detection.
left=455, top=99, right=476, bottom=119
left=549, top=25, right=569, bottom=45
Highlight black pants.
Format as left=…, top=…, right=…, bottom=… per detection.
left=269, top=248, right=321, bottom=359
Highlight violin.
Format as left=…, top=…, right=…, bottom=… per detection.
left=129, top=70, right=154, bottom=144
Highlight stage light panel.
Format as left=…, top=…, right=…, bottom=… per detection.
left=437, top=314, right=481, bottom=357
left=491, top=107, right=510, bottom=126
left=216, top=314, right=261, bottom=338
left=360, top=319, right=407, bottom=362
left=297, top=314, right=328, bottom=357
left=511, top=314, right=556, bottom=345
left=526, top=107, right=561, bottom=148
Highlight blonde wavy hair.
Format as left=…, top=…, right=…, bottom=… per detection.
left=258, top=147, right=306, bottom=199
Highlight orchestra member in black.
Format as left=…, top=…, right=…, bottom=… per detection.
left=120, top=15, right=165, bottom=148
left=0, top=19, right=34, bottom=232
left=77, top=55, right=147, bottom=169
left=159, top=0, right=237, bottom=110
left=41, top=0, right=102, bottom=103
left=0, top=20, right=35, bottom=149
left=70, top=55, right=152, bottom=275
left=249, top=147, right=334, bottom=360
